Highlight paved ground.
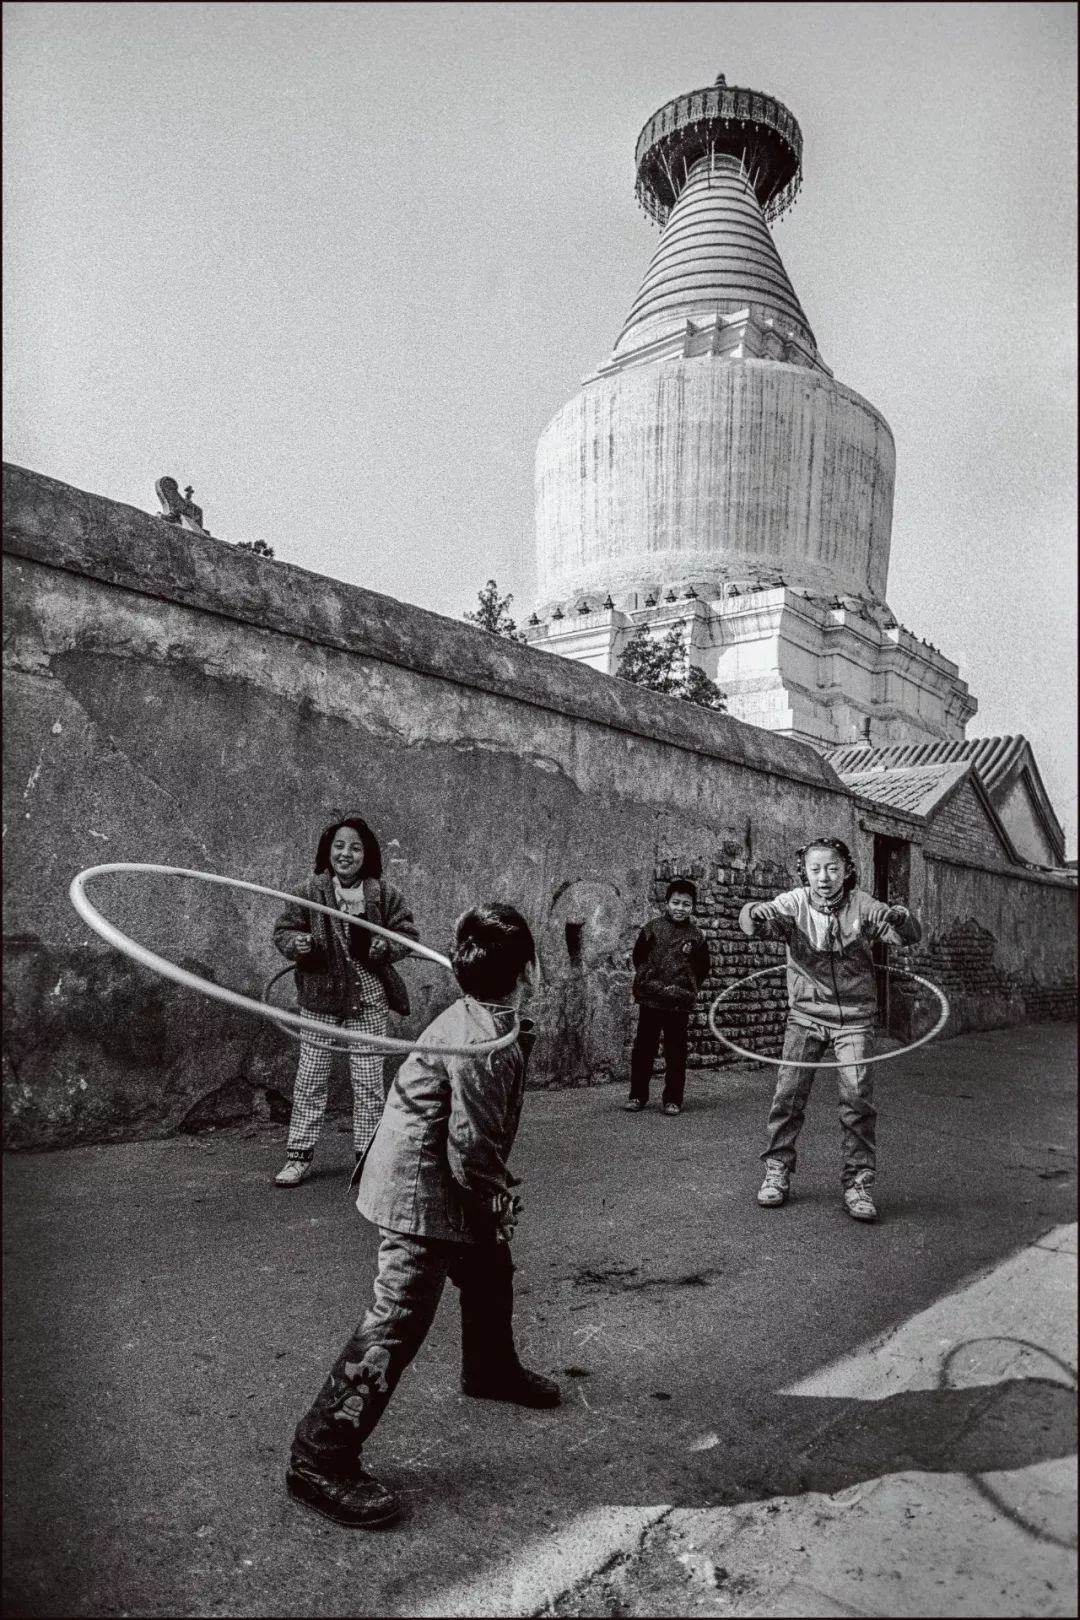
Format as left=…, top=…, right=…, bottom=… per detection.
left=538, top=1225, right=1076, bottom=1619
left=2, top=1022, right=1076, bottom=1619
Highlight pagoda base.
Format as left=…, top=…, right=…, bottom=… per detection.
left=523, top=587, right=976, bottom=750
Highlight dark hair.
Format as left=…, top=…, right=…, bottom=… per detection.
left=796, top=836, right=857, bottom=896
left=666, top=878, right=697, bottom=904
left=314, top=815, right=382, bottom=879
left=451, top=903, right=536, bottom=1001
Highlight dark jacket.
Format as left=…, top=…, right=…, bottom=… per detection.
left=356, top=998, right=526, bottom=1243
left=632, top=915, right=711, bottom=1011
left=273, top=872, right=419, bottom=1017
left=739, top=886, right=922, bottom=1030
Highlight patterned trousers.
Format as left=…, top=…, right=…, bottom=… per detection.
left=287, top=971, right=389, bottom=1156
left=291, top=1228, right=517, bottom=1476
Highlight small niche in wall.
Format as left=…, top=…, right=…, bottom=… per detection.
left=565, top=922, right=583, bottom=963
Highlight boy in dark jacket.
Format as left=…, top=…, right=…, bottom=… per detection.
left=271, top=813, right=419, bottom=1186
left=625, top=878, right=711, bottom=1116
left=286, top=903, right=559, bottom=1530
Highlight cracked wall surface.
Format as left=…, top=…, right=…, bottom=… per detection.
left=4, top=464, right=1074, bottom=1148
left=4, top=464, right=857, bottom=1149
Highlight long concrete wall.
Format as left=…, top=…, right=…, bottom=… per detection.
left=3, top=463, right=854, bottom=1148
left=3, top=464, right=1074, bottom=1150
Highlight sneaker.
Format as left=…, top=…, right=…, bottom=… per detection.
left=662, top=1102, right=682, bottom=1116
left=274, top=1155, right=312, bottom=1188
left=461, top=1365, right=562, bottom=1408
left=286, top=1459, right=400, bottom=1529
left=843, top=1172, right=877, bottom=1222
left=622, top=1099, right=645, bottom=1112
left=757, top=1158, right=790, bottom=1207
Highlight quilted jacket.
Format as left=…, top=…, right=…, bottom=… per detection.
left=273, top=872, right=419, bottom=1017
left=356, top=997, right=530, bottom=1242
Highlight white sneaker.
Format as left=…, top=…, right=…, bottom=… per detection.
left=274, top=1157, right=311, bottom=1188
left=843, top=1172, right=877, bottom=1222
left=757, top=1158, right=790, bottom=1207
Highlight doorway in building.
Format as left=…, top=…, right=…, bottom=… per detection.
left=872, top=835, right=911, bottom=1034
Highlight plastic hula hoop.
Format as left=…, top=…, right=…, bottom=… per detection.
left=707, top=962, right=950, bottom=1069
left=262, top=963, right=360, bottom=1053
left=260, top=963, right=394, bottom=1055
left=260, top=966, right=520, bottom=1056
left=68, top=864, right=519, bottom=1057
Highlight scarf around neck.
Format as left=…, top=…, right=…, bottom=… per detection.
left=332, top=876, right=366, bottom=915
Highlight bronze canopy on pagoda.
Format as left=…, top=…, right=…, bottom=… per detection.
left=634, top=74, right=803, bottom=226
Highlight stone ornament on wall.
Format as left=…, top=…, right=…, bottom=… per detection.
left=154, top=477, right=210, bottom=536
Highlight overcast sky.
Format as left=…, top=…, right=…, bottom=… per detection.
left=4, top=1, right=1076, bottom=852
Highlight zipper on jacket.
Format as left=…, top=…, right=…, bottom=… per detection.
left=827, top=912, right=845, bottom=1027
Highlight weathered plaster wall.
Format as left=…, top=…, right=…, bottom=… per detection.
left=4, top=464, right=1074, bottom=1150
left=3, top=463, right=852, bottom=1149
left=995, top=774, right=1060, bottom=870
left=910, top=855, right=1078, bottom=1032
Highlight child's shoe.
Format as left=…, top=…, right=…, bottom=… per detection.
left=622, top=1098, right=645, bottom=1112
left=274, top=1151, right=312, bottom=1187
left=757, top=1158, right=790, bottom=1207
left=843, top=1171, right=877, bottom=1222
left=662, top=1102, right=682, bottom=1116
left=461, top=1364, right=562, bottom=1408
left=286, top=1458, right=400, bottom=1528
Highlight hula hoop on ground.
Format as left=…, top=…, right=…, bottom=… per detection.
left=707, top=962, right=950, bottom=1070
left=68, top=864, right=519, bottom=1057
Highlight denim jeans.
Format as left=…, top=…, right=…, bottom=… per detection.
left=291, top=1228, right=517, bottom=1476
left=629, top=1005, right=690, bottom=1106
left=762, top=1019, right=876, bottom=1186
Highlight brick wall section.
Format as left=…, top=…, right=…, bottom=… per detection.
left=636, top=857, right=791, bottom=1070
left=907, top=918, right=1077, bottom=1026
left=908, top=919, right=1015, bottom=1001
left=638, top=874, right=1077, bottom=1078
left=1022, top=982, right=1078, bottom=1021
left=928, top=781, right=1011, bottom=865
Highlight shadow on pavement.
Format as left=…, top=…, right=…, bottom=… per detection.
left=660, top=1378, right=1078, bottom=1507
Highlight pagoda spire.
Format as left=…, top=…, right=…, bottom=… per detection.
left=611, top=151, right=822, bottom=367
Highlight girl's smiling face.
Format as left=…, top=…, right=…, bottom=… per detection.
left=329, top=826, right=366, bottom=885
left=804, top=845, right=846, bottom=901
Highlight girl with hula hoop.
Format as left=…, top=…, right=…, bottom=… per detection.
left=739, top=836, right=922, bottom=1223
left=271, top=813, right=420, bottom=1186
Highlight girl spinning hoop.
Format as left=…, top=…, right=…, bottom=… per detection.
left=69, top=855, right=522, bottom=1187
left=271, top=814, right=420, bottom=1187
left=738, top=836, right=924, bottom=1223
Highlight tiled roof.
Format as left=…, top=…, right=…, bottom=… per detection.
left=824, top=734, right=1064, bottom=864
left=838, top=760, right=971, bottom=819
left=824, top=735, right=1027, bottom=793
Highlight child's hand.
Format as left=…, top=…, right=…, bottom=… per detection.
left=367, top=936, right=390, bottom=964
left=491, top=1191, right=522, bottom=1244
left=294, top=933, right=314, bottom=955
left=883, top=905, right=909, bottom=927
left=748, top=904, right=771, bottom=922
